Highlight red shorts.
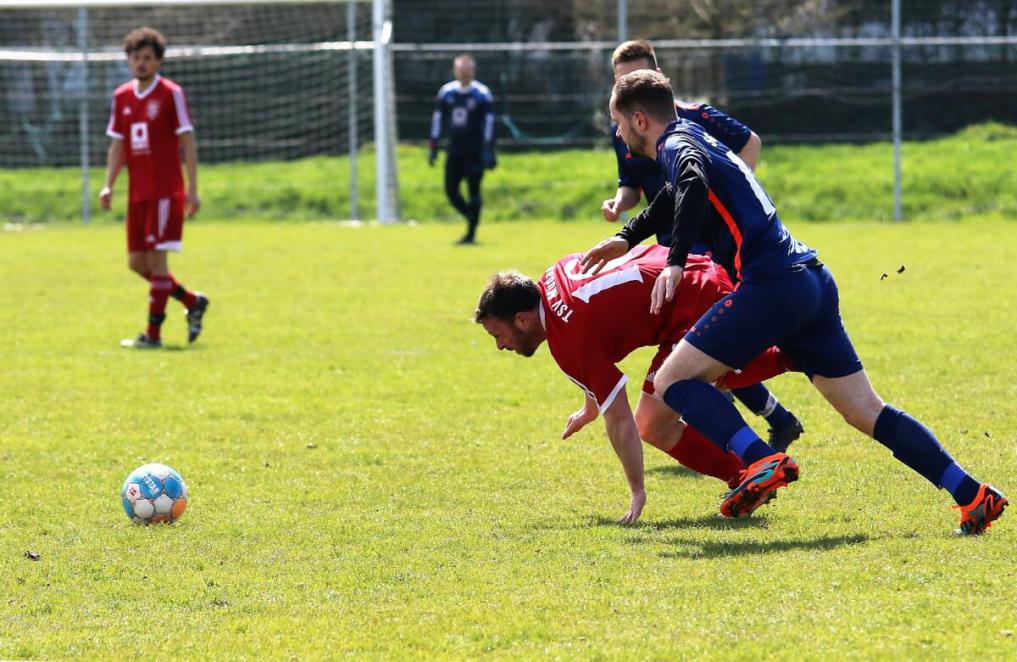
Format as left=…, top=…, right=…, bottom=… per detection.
left=642, top=344, right=793, bottom=396
left=127, top=197, right=184, bottom=253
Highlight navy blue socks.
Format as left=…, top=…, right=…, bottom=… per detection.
left=732, top=384, right=795, bottom=429
left=663, top=379, right=778, bottom=465
left=873, top=405, right=980, bottom=506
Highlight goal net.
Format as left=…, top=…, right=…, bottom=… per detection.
left=0, top=0, right=400, bottom=222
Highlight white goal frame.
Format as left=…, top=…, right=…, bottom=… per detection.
left=0, top=0, right=400, bottom=224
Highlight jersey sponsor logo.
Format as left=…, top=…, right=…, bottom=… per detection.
left=451, top=107, right=468, bottom=127
left=147, top=100, right=161, bottom=120
left=130, top=122, right=150, bottom=153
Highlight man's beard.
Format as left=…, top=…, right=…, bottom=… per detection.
left=627, top=132, right=650, bottom=157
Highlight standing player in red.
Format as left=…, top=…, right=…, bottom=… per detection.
left=474, top=244, right=793, bottom=523
left=100, top=27, right=208, bottom=349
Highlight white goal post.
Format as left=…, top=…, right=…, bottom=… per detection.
left=0, top=0, right=400, bottom=223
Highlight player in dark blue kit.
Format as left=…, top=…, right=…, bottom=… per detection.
left=429, top=54, right=496, bottom=245
left=602, top=40, right=803, bottom=453
left=602, top=40, right=760, bottom=229
left=583, top=70, right=1007, bottom=534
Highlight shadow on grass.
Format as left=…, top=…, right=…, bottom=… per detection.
left=591, top=514, right=768, bottom=531
left=659, top=533, right=870, bottom=559
left=646, top=465, right=711, bottom=479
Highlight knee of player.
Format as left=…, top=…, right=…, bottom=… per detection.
left=128, top=260, right=147, bottom=277
left=839, top=406, right=879, bottom=435
left=634, top=410, right=657, bottom=444
left=651, top=371, right=678, bottom=398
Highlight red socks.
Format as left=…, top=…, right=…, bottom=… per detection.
left=146, top=275, right=173, bottom=340
left=717, top=347, right=796, bottom=391
left=667, top=425, right=746, bottom=488
left=168, top=274, right=198, bottom=309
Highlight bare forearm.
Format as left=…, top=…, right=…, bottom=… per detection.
left=104, top=140, right=124, bottom=188
left=180, top=133, right=199, bottom=193
left=738, top=132, right=761, bottom=170
left=603, top=402, right=644, bottom=494
left=613, top=186, right=642, bottom=214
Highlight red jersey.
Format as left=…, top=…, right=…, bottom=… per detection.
left=538, top=244, right=733, bottom=411
left=106, top=75, right=193, bottom=203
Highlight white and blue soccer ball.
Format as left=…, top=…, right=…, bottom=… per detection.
left=121, top=463, right=189, bottom=525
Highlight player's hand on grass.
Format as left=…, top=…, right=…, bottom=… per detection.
left=186, top=191, right=201, bottom=217
left=561, top=405, right=598, bottom=440
left=619, top=488, right=646, bottom=525
left=600, top=198, right=621, bottom=222
left=650, top=266, right=682, bottom=315
left=580, top=237, right=629, bottom=276
left=99, top=186, right=113, bottom=210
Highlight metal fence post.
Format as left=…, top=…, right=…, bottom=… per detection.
left=617, top=0, right=627, bottom=43
left=79, top=6, right=91, bottom=224
left=891, top=0, right=902, bottom=221
left=348, top=0, right=359, bottom=220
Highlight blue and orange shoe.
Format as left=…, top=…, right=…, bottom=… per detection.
left=720, top=452, right=799, bottom=518
left=954, top=483, right=1008, bottom=535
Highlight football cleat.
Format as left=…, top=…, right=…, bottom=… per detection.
left=186, top=294, right=209, bottom=343
left=767, top=413, right=805, bottom=453
left=954, top=483, right=1008, bottom=535
left=120, top=333, right=162, bottom=349
left=456, top=234, right=476, bottom=246
left=720, top=452, right=799, bottom=518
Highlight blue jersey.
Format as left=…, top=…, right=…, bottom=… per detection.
left=656, top=119, right=815, bottom=279
left=430, top=80, right=495, bottom=156
left=612, top=101, right=754, bottom=209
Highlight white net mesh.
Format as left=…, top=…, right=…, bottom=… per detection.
left=0, top=1, right=374, bottom=168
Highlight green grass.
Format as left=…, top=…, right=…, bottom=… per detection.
left=2, top=123, right=1016, bottom=224
left=1, top=218, right=1015, bottom=659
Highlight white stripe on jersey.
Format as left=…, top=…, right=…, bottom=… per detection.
left=431, top=109, right=442, bottom=141
left=171, top=86, right=194, bottom=134
left=484, top=111, right=495, bottom=144
left=105, top=96, right=123, bottom=139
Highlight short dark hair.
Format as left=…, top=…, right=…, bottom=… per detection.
left=612, top=40, right=657, bottom=70
left=474, top=271, right=540, bottom=323
left=124, top=27, right=166, bottom=59
left=612, top=70, right=676, bottom=123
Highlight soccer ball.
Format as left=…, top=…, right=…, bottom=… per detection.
left=121, top=463, right=189, bottom=525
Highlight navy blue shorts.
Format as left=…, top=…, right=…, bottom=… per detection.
left=684, top=263, right=863, bottom=379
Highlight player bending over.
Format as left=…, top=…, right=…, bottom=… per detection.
left=100, top=27, right=209, bottom=349
left=582, top=70, right=1006, bottom=533
left=475, top=244, right=793, bottom=524
left=602, top=39, right=802, bottom=451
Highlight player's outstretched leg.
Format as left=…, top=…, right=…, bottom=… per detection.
left=813, top=370, right=1006, bottom=534
left=655, top=344, right=800, bottom=517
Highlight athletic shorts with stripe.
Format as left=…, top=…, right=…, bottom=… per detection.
left=685, top=261, right=863, bottom=379
left=127, top=196, right=185, bottom=253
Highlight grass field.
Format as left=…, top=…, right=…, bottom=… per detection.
left=2, top=123, right=1016, bottom=224
left=1, top=217, right=1015, bottom=659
